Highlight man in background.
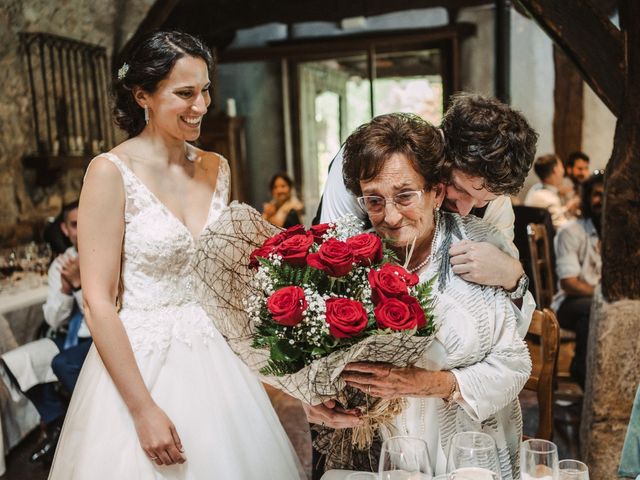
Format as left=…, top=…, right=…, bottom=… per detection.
left=525, top=153, right=580, bottom=229
left=1, top=201, right=92, bottom=465
left=551, top=172, right=603, bottom=389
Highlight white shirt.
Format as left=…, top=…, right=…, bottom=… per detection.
left=42, top=246, right=90, bottom=338
left=524, top=182, right=573, bottom=229
left=551, top=217, right=601, bottom=311
left=318, top=147, right=535, bottom=335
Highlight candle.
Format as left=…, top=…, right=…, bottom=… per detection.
left=226, top=98, right=237, bottom=117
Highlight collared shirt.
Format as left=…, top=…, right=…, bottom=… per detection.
left=42, top=246, right=90, bottom=338
left=551, top=217, right=601, bottom=311
left=524, top=182, right=574, bottom=229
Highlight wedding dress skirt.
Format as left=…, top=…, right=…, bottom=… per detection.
left=48, top=153, right=302, bottom=479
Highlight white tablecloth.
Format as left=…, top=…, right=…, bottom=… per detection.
left=0, top=282, right=48, bottom=476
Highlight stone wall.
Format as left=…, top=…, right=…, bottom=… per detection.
left=581, top=290, right=640, bottom=480
left=0, top=0, right=153, bottom=246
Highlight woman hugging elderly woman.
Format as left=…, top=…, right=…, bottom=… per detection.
left=304, top=113, right=532, bottom=480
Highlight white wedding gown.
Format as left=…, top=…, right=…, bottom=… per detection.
left=49, top=153, right=302, bottom=479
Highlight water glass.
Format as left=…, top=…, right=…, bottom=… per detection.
left=520, top=439, right=559, bottom=480
left=449, top=468, right=499, bottom=480
left=347, top=473, right=378, bottom=480
left=558, top=460, right=589, bottom=480
left=379, top=436, right=433, bottom=480
left=447, top=432, right=501, bottom=478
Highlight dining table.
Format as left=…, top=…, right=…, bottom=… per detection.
left=0, top=274, right=49, bottom=477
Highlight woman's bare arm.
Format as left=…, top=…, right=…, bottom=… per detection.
left=78, top=156, right=185, bottom=465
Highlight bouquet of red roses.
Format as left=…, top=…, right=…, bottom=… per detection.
left=193, top=204, right=437, bottom=470
left=246, top=216, right=436, bottom=380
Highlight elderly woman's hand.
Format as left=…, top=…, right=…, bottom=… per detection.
left=342, top=363, right=455, bottom=400
left=302, top=399, right=363, bottom=429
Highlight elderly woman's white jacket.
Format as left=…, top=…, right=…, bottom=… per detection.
left=393, top=212, right=532, bottom=480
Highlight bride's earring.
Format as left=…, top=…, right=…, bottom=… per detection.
left=144, top=105, right=149, bottom=124
left=434, top=204, right=441, bottom=225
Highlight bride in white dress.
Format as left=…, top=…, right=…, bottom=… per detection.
left=49, top=31, right=302, bottom=479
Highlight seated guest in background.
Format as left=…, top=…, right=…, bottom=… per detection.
left=1, top=201, right=92, bottom=464
left=525, top=153, right=580, bottom=229
left=551, top=172, right=603, bottom=389
left=262, top=172, right=304, bottom=228
left=565, top=151, right=591, bottom=190
left=560, top=151, right=591, bottom=206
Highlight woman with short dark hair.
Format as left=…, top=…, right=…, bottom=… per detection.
left=304, top=113, right=531, bottom=479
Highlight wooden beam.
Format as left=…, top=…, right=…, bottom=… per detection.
left=601, top=0, right=640, bottom=301
left=494, top=0, right=511, bottom=103
left=219, top=24, right=475, bottom=63
left=174, top=0, right=489, bottom=39
left=515, top=0, right=624, bottom=117
left=553, top=45, right=583, bottom=163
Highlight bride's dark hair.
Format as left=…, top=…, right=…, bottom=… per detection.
left=113, top=30, right=215, bottom=137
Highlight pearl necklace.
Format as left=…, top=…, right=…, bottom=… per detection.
left=408, top=214, right=440, bottom=274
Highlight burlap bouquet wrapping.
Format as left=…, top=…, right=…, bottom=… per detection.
left=193, top=202, right=436, bottom=470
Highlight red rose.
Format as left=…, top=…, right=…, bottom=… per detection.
left=309, top=223, right=333, bottom=244
left=276, top=233, right=314, bottom=266
left=325, top=297, right=369, bottom=339
left=346, top=233, right=383, bottom=266
left=402, top=295, right=427, bottom=329
left=374, top=296, right=424, bottom=331
left=307, top=238, right=355, bottom=277
left=249, top=244, right=275, bottom=269
left=266, top=286, right=308, bottom=327
left=368, top=264, right=418, bottom=303
left=262, top=225, right=307, bottom=249
left=282, top=224, right=306, bottom=237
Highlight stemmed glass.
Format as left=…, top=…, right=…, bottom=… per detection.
left=346, top=473, right=378, bottom=480
left=446, top=432, right=502, bottom=479
left=558, top=460, right=589, bottom=480
left=520, top=439, right=559, bottom=480
left=379, top=436, right=433, bottom=480
left=449, top=470, right=499, bottom=480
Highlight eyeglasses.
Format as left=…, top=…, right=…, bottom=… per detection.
left=356, top=190, right=424, bottom=216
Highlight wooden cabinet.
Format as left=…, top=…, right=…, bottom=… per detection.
left=198, top=112, right=248, bottom=202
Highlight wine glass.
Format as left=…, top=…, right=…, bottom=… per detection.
left=346, top=473, right=378, bottom=480
left=558, top=460, right=589, bottom=480
left=446, top=432, right=501, bottom=479
left=449, top=469, right=499, bottom=479
left=379, top=436, right=433, bottom=480
left=520, top=439, right=559, bottom=480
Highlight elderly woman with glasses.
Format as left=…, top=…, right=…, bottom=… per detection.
left=303, top=113, right=531, bottom=479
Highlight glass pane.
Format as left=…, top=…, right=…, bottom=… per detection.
left=298, top=55, right=371, bottom=221
left=373, top=49, right=444, bottom=125
left=314, top=91, right=341, bottom=192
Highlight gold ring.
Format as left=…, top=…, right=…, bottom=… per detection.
left=150, top=456, right=159, bottom=460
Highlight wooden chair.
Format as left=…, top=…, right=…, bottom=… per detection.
left=523, top=308, right=560, bottom=440
left=526, top=223, right=556, bottom=309
left=527, top=222, right=576, bottom=374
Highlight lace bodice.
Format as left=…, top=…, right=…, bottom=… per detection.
left=97, top=152, right=230, bottom=354
left=101, top=152, right=229, bottom=308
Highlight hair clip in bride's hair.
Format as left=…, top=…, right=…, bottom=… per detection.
left=117, top=63, right=129, bottom=80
